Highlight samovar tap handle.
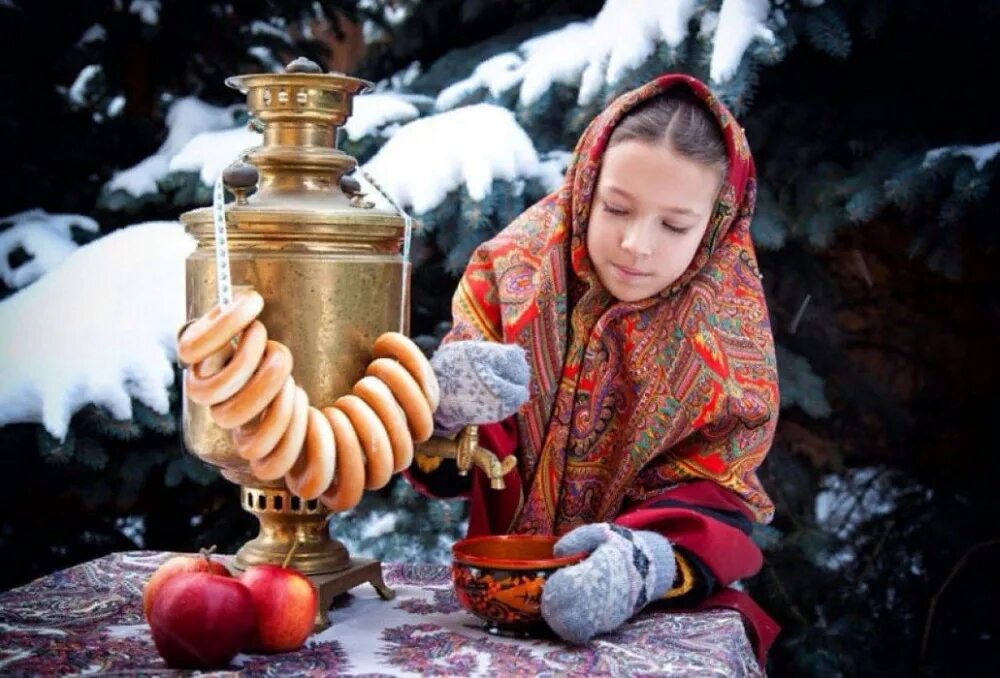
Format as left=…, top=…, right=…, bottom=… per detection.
left=414, top=426, right=517, bottom=490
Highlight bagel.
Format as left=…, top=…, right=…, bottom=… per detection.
left=319, top=407, right=367, bottom=512
left=285, top=406, right=337, bottom=500
left=365, top=358, right=434, bottom=443
left=185, top=320, right=268, bottom=406
left=210, top=340, right=293, bottom=429
left=333, top=394, right=394, bottom=491
left=371, top=332, right=440, bottom=411
left=233, top=376, right=296, bottom=461
left=189, top=341, right=234, bottom=380
left=177, top=290, right=264, bottom=365
left=249, top=386, right=309, bottom=481
left=353, top=375, right=413, bottom=472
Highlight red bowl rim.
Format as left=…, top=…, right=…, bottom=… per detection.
left=452, top=534, right=587, bottom=570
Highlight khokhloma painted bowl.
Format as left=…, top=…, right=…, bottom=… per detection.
left=451, top=534, right=586, bottom=636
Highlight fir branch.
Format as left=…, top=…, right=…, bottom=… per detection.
left=920, top=538, right=1000, bottom=663
left=802, top=5, right=852, bottom=59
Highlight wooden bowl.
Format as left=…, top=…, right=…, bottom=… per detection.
left=451, top=534, right=586, bottom=636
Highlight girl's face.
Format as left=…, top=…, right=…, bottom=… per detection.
left=587, top=140, right=721, bottom=302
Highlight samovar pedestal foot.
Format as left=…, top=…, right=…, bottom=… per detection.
left=313, top=558, right=395, bottom=630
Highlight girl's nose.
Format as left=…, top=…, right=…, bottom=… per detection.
left=620, top=218, right=654, bottom=258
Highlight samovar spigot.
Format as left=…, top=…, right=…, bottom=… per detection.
left=415, top=426, right=517, bottom=490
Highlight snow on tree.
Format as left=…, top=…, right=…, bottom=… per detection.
left=0, top=222, right=192, bottom=440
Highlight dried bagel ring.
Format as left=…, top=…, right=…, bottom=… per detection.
left=185, top=320, right=267, bottom=406
left=177, top=290, right=264, bottom=366
left=365, top=358, right=434, bottom=443
left=333, top=394, right=394, bottom=491
left=353, top=375, right=413, bottom=473
left=210, top=340, right=293, bottom=429
left=232, top=376, right=296, bottom=461
left=285, top=406, right=337, bottom=500
left=371, top=332, right=440, bottom=411
left=319, top=407, right=366, bottom=513
left=250, top=386, right=309, bottom=481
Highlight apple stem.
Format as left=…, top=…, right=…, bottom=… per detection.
left=198, top=544, right=218, bottom=564
left=282, top=539, right=299, bottom=569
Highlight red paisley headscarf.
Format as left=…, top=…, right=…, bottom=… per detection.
left=444, top=74, right=779, bottom=535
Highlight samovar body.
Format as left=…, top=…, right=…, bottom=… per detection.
left=179, top=64, right=407, bottom=581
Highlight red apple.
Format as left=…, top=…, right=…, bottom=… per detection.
left=143, top=549, right=231, bottom=621
left=148, top=571, right=256, bottom=669
left=239, top=564, right=318, bottom=653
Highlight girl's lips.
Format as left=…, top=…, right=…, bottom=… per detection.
left=611, top=263, right=649, bottom=279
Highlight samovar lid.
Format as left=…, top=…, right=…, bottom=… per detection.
left=180, top=58, right=405, bottom=236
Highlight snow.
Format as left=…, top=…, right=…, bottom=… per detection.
left=106, top=95, right=126, bottom=117
left=248, top=46, right=283, bottom=72
left=68, top=65, right=101, bottom=106
left=248, top=19, right=292, bottom=43
left=923, top=142, right=1000, bottom=171
left=433, top=0, right=775, bottom=107
left=80, top=24, right=107, bottom=44
left=0, top=209, right=99, bottom=289
left=710, top=0, right=774, bottom=83
left=106, top=97, right=244, bottom=197
left=0, top=222, right=195, bottom=440
left=374, top=61, right=422, bottom=93
left=344, top=93, right=421, bottom=141
left=534, top=150, right=573, bottom=193
left=517, top=23, right=593, bottom=107
left=168, top=126, right=263, bottom=187
left=435, top=53, right=525, bottom=111
left=161, top=97, right=241, bottom=157
left=814, top=467, right=931, bottom=570
left=115, top=515, right=146, bottom=547
left=360, top=0, right=412, bottom=43
left=578, top=0, right=675, bottom=105
left=363, top=104, right=542, bottom=214
left=359, top=511, right=398, bottom=540
left=106, top=154, right=169, bottom=198
left=661, top=0, right=700, bottom=46
left=128, top=0, right=160, bottom=26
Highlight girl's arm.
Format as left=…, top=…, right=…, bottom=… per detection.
left=614, top=480, right=761, bottom=604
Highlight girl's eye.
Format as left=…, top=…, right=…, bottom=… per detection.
left=661, top=221, right=689, bottom=235
left=602, top=202, right=628, bottom=216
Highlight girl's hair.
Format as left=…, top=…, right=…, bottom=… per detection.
left=607, top=88, right=729, bottom=181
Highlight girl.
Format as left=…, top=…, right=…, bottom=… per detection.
left=410, top=73, right=780, bottom=663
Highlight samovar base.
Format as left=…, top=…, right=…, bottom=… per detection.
left=231, top=485, right=350, bottom=575
left=312, top=558, right=395, bottom=630
left=227, top=485, right=394, bottom=629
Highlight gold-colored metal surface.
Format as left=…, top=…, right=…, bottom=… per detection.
left=231, top=487, right=348, bottom=574
left=179, top=61, right=511, bottom=612
left=414, top=427, right=518, bottom=490
left=179, top=64, right=404, bottom=582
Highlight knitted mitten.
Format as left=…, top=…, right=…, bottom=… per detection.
left=429, top=340, right=530, bottom=435
left=541, top=523, right=675, bottom=644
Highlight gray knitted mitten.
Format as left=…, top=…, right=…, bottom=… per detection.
left=541, top=523, right=675, bottom=644
left=429, top=340, right=531, bottom=435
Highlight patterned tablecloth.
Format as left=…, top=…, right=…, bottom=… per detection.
left=0, top=551, right=763, bottom=676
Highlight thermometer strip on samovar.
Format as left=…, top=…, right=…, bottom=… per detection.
left=212, top=175, right=234, bottom=309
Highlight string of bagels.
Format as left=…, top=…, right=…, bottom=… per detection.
left=176, top=170, right=439, bottom=512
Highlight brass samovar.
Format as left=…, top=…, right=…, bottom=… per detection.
left=178, top=58, right=514, bottom=623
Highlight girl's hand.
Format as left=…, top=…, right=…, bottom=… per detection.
left=429, top=340, right=530, bottom=435
left=541, top=523, right=675, bottom=644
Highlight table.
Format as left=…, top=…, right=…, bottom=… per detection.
left=0, top=551, right=763, bottom=676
